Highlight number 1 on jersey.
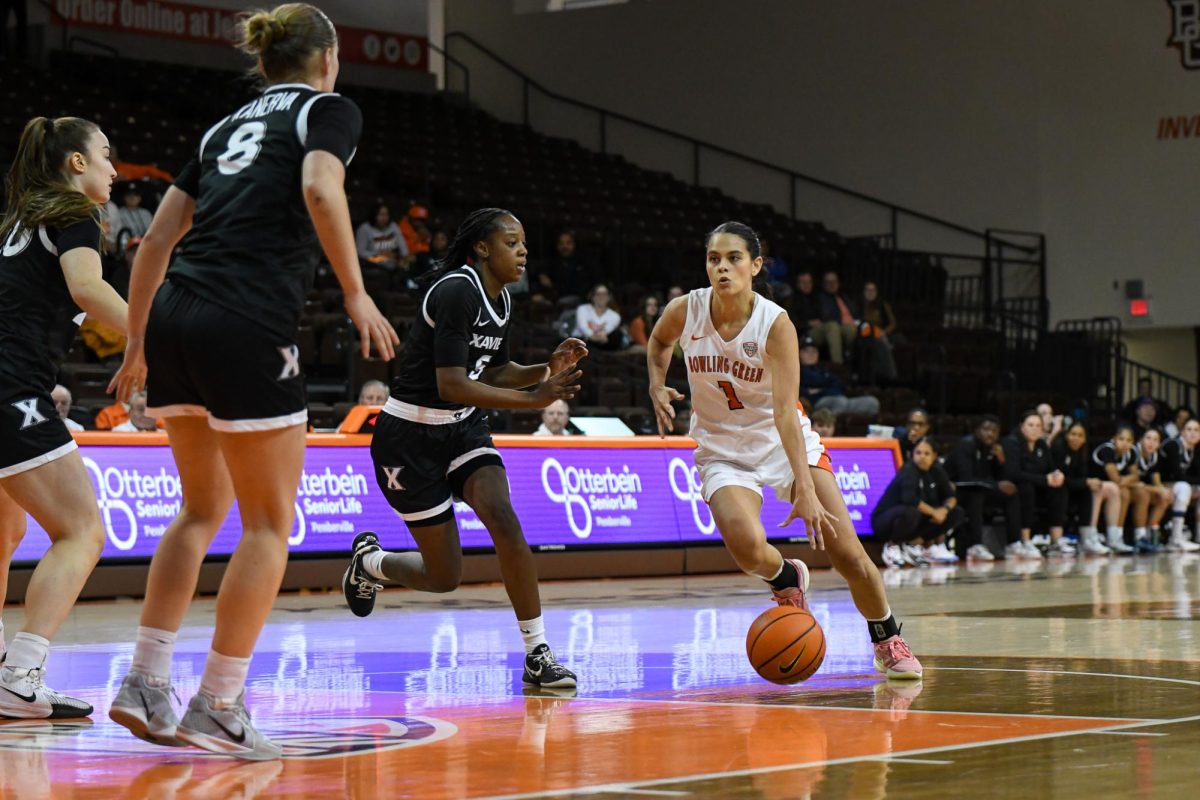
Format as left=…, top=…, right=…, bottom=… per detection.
left=717, top=380, right=744, bottom=410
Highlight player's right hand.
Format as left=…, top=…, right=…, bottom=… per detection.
left=108, top=336, right=146, bottom=404
left=533, top=366, right=582, bottom=406
left=779, top=486, right=840, bottom=550
left=651, top=385, right=684, bottom=437
left=344, top=291, right=400, bottom=361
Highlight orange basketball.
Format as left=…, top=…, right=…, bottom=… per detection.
left=746, top=606, right=826, bottom=685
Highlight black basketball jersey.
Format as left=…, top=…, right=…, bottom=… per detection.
left=170, top=83, right=362, bottom=338
left=1090, top=441, right=1134, bottom=479
left=1162, top=437, right=1197, bottom=483
left=392, top=266, right=512, bottom=410
left=0, top=218, right=97, bottom=394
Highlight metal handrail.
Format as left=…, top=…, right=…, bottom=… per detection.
left=426, top=41, right=470, bottom=102
left=444, top=30, right=1041, bottom=255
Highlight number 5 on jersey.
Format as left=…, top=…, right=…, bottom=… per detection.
left=717, top=380, right=744, bottom=410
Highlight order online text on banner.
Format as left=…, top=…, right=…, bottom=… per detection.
left=10, top=437, right=899, bottom=564
left=51, top=0, right=428, bottom=70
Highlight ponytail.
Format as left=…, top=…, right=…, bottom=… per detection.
left=1, top=116, right=100, bottom=242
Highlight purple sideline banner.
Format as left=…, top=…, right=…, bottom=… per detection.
left=11, top=440, right=897, bottom=564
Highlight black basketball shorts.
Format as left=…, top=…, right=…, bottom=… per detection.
left=145, top=280, right=307, bottom=431
left=0, top=389, right=76, bottom=478
left=371, top=402, right=505, bottom=527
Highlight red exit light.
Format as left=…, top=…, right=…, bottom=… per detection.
left=1129, top=299, right=1150, bottom=317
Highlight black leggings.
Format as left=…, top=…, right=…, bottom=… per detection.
left=957, top=487, right=1022, bottom=554
left=872, top=505, right=966, bottom=544
left=1015, top=481, right=1068, bottom=529
left=1066, top=485, right=1093, bottom=527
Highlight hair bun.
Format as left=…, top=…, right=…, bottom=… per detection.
left=243, top=10, right=288, bottom=54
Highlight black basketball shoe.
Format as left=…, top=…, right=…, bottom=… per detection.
left=343, top=531, right=383, bottom=618
left=522, top=644, right=577, bottom=689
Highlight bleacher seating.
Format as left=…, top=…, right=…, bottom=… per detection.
left=1, top=51, right=1019, bottom=431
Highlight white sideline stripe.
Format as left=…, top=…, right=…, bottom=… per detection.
left=933, top=666, right=1200, bottom=688
left=1091, top=730, right=1168, bottom=737
left=476, top=714, right=1200, bottom=800
left=868, top=757, right=954, bottom=765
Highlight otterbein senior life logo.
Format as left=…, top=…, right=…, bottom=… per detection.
left=1168, top=0, right=1200, bottom=69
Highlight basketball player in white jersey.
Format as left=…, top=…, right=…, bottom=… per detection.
left=647, top=222, right=921, bottom=679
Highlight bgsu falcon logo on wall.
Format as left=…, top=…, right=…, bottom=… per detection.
left=1168, top=0, right=1200, bottom=69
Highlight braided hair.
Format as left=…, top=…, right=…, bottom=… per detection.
left=419, top=207, right=513, bottom=287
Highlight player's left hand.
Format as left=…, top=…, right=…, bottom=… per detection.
left=779, top=486, right=840, bottom=550
left=108, top=336, right=147, bottom=403
left=549, top=338, right=588, bottom=373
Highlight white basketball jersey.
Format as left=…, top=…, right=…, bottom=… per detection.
left=681, top=288, right=822, bottom=468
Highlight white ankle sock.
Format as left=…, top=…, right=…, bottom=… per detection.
left=5, top=632, right=49, bottom=672
left=1107, top=526, right=1124, bottom=543
left=132, top=626, right=177, bottom=683
left=199, top=649, right=251, bottom=703
left=363, top=550, right=387, bottom=581
left=1172, top=516, right=1185, bottom=539
left=518, top=616, right=547, bottom=654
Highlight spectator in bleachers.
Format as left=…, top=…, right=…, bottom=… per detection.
left=810, top=407, right=836, bottom=440
left=1129, top=398, right=1161, bottom=441
left=1001, top=410, right=1070, bottom=558
left=759, top=237, right=790, bottom=297
left=894, top=407, right=930, bottom=462
left=115, top=183, right=153, bottom=240
left=1133, top=428, right=1172, bottom=552
left=799, top=337, right=880, bottom=416
left=109, top=144, right=173, bottom=184
left=874, top=438, right=963, bottom=567
left=534, top=399, right=574, bottom=436
left=534, top=230, right=590, bottom=307
left=399, top=203, right=431, bottom=257
left=666, top=285, right=684, bottom=302
left=1089, top=425, right=1140, bottom=554
left=355, top=203, right=409, bottom=271
left=52, top=384, right=84, bottom=432
left=1121, top=377, right=1171, bottom=426
left=94, top=398, right=130, bottom=431
left=858, top=280, right=898, bottom=383
left=944, top=415, right=1018, bottom=561
left=812, top=270, right=858, bottom=365
left=1164, top=405, right=1194, bottom=440
left=358, top=380, right=388, bottom=406
left=111, top=392, right=158, bottom=432
left=574, top=284, right=623, bottom=351
left=1036, top=402, right=1066, bottom=443
left=100, top=197, right=121, bottom=252
left=79, top=316, right=127, bottom=366
left=1163, top=418, right=1200, bottom=552
left=627, top=295, right=661, bottom=350
left=788, top=271, right=820, bottom=338
left=1052, top=421, right=1117, bottom=555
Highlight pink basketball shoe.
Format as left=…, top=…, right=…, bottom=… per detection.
left=873, top=635, right=923, bottom=680
left=770, top=558, right=810, bottom=611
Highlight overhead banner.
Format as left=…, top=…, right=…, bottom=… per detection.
left=11, top=437, right=899, bottom=564
left=50, top=0, right=428, bottom=71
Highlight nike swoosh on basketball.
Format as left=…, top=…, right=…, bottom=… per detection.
left=1, top=684, right=37, bottom=703
left=778, top=649, right=806, bottom=674
left=211, top=715, right=247, bottom=744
